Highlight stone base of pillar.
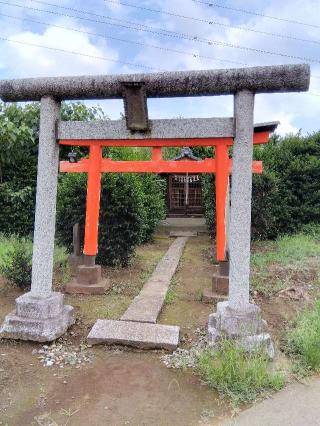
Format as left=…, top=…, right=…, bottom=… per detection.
left=202, top=261, right=229, bottom=303
left=0, top=292, right=74, bottom=342
left=68, top=254, right=83, bottom=276
left=207, top=301, right=274, bottom=359
left=65, top=264, right=110, bottom=295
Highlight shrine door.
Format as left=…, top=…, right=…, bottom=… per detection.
left=168, top=173, right=203, bottom=216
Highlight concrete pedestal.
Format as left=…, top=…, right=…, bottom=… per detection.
left=0, top=292, right=74, bottom=342
left=68, top=254, right=83, bottom=276
left=202, top=261, right=229, bottom=303
left=65, top=264, right=110, bottom=295
left=208, top=301, right=274, bottom=358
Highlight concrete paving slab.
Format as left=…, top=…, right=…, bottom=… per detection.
left=121, top=237, right=187, bottom=323
left=87, top=319, right=180, bottom=350
left=169, top=231, right=197, bottom=237
left=157, top=217, right=207, bottom=235
left=222, top=378, right=320, bottom=426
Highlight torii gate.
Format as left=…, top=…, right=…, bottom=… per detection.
left=59, top=125, right=274, bottom=265
left=0, top=64, right=309, bottom=346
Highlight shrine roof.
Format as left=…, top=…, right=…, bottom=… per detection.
left=254, top=121, right=279, bottom=133
left=173, top=148, right=201, bottom=161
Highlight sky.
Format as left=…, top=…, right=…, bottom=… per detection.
left=0, top=0, right=319, bottom=135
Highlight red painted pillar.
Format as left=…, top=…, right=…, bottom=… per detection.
left=83, top=144, right=102, bottom=257
left=152, top=146, right=162, bottom=161
left=215, top=143, right=229, bottom=261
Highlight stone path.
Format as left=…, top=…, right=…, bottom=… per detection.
left=88, top=237, right=188, bottom=349
left=121, top=237, right=187, bottom=323
left=222, top=378, right=320, bottom=426
left=87, top=320, right=180, bottom=350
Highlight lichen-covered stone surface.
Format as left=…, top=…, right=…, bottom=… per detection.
left=0, top=64, right=310, bottom=101
left=0, top=291, right=74, bottom=342
left=208, top=301, right=275, bottom=359
left=229, top=90, right=255, bottom=309
left=121, top=236, right=187, bottom=323
left=87, top=319, right=180, bottom=350
left=30, top=96, right=60, bottom=298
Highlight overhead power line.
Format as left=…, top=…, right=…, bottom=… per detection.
left=103, top=0, right=320, bottom=46
left=0, top=36, right=319, bottom=97
left=0, top=36, right=160, bottom=71
left=192, top=0, right=320, bottom=29
left=1, top=11, right=320, bottom=82
left=0, top=12, right=248, bottom=67
left=2, top=0, right=320, bottom=65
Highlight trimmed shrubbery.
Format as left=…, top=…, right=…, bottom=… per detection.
left=0, top=235, right=69, bottom=290
left=0, top=101, right=166, bottom=267
left=202, top=132, right=320, bottom=241
left=56, top=171, right=165, bottom=267
left=0, top=237, right=32, bottom=290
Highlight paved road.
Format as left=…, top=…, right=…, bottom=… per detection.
left=222, top=377, right=320, bottom=426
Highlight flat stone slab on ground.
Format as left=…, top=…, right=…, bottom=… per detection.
left=169, top=231, right=197, bottom=237
left=121, top=236, right=188, bottom=323
left=157, top=217, right=207, bottom=234
left=87, top=319, right=180, bottom=350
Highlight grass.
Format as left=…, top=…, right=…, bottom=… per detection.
left=197, top=340, right=285, bottom=405
left=0, top=234, right=69, bottom=289
left=285, top=300, right=320, bottom=373
left=250, top=229, right=320, bottom=296
left=0, top=234, right=69, bottom=266
left=252, top=232, right=320, bottom=268
left=165, top=286, right=177, bottom=304
left=165, top=277, right=178, bottom=304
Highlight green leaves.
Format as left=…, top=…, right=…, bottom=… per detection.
left=0, top=101, right=108, bottom=237
left=56, top=170, right=165, bottom=267
left=202, top=132, right=320, bottom=241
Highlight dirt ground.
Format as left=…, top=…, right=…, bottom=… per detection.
left=0, top=234, right=318, bottom=425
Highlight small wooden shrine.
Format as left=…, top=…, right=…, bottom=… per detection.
left=166, top=148, right=203, bottom=216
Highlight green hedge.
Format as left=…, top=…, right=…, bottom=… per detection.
left=56, top=172, right=165, bottom=266
left=0, top=102, right=165, bottom=267
left=0, top=101, right=105, bottom=236
left=202, top=132, right=320, bottom=240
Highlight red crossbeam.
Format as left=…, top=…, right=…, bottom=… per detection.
left=60, top=158, right=262, bottom=174
left=58, top=131, right=270, bottom=148
left=59, top=132, right=269, bottom=260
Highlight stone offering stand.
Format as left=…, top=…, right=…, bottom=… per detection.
left=0, top=64, right=310, bottom=354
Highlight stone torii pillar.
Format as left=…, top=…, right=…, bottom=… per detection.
left=0, top=97, right=74, bottom=341
left=208, top=90, right=274, bottom=356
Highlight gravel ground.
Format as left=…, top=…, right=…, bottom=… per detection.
left=32, top=342, right=94, bottom=368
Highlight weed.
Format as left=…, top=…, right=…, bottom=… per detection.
left=252, top=232, right=320, bottom=268
left=285, top=300, right=320, bottom=371
left=197, top=340, right=285, bottom=405
left=194, top=288, right=203, bottom=302
left=251, top=230, right=320, bottom=296
left=164, top=276, right=178, bottom=304
left=165, top=287, right=176, bottom=304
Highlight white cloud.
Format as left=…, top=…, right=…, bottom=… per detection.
left=132, top=0, right=320, bottom=134
left=1, top=18, right=119, bottom=77
left=0, top=0, right=319, bottom=135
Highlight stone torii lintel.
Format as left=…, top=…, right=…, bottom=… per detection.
left=0, top=64, right=310, bottom=102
